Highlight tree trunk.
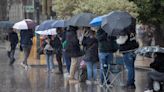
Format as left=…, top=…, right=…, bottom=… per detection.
left=154, top=23, right=164, bottom=47
left=0, top=0, right=7, bottom=20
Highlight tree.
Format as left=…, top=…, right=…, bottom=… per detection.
left=0, top=0, right=8, bottom=20
left=131, top=0, right=164, bottom=46
left=52, top=0, right=138, bottom=18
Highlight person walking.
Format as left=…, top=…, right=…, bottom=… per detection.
left=82, top=30, right=99, bottom=84
left=96, top=28, right=118, bottom=86
left=8, top=28, right=18, bottom=65
left=116, top=28, right=139, bottom=89
left=43, top=35, right=55, bottom=72
left=20, top=29, right=34, bottom=69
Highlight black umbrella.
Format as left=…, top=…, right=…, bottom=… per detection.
left=0, top=21, right=15, bottom=30
left=101, top=11, right=136, bottom=36
left=135, top=46, right=164, bottom=57
left=66, top=13, right=96, bottom=27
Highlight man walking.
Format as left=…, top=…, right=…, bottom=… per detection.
left=20, top=29, right=34, bottom=69
left=8, top=28, right=18, bottom=65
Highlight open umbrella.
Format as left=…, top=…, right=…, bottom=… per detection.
left=13, top=19, right=36, bottom=30
left=89, top=15, right=107, bottom=27
left=51, top=20, right=65, bottom=28
left=35, top=28, right=57, bottom=35
left=135, top=46, right=164, bottom=57
left=36, top=20, right=56, bottom=31
left=0, top=21, right=15, bottom=30
left=66, top=13, right=96, bottom=27
left=101, top=11, right=136, bottom=36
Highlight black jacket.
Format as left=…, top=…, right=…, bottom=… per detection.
left=119, top=33, right=139, bottom=52
left=96, top=28, right=118, bottom=53
left=53, top=36, right=62, bottom=54
left=82, top=37, right=99, bottom=62
left=65, top=30, right=83, bottom=57
left=9, top=31, right=18, bottom=50
left=150, top=53, right=164, bottom=73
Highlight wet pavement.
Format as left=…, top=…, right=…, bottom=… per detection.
left=0, top=44, right=151, bottom=92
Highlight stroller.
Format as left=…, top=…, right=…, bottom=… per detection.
left=78, top=60, right=87, bottom=82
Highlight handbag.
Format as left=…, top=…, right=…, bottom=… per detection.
left=6, top=41, right=11, bottom=51
left=45, top=50, right=54, bottom=55
left=37, top=47, right=44, bottom=55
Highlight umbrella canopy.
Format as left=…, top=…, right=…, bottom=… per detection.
left=89, top=15, right=107, bottom=27
left=51, top=20, right=65, bottom=28
left=135, top=46, right=164, bottom=57
left=35, top=28, right=57, bottom=35
left=13, top=19, right=36, bottom=30
left=36, top=20, right=56, bottom=31
left=66, top=13, right=96, bottom=27
left=0, top=21, right=15, bottom=29
left=101, top=11, right=136, bottom=36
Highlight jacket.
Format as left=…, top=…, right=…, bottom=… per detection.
left=20, top=29, right=34, bottom=46
left=53, top=36, right=62, bottom=54
left=8, top=31, right=18, bottom=50
left=150, top=53, right=164, bottom=73
left=119, top=33, right=139, bottom=52
left=82, top=37, right=99, bottom=62
left=65, top=30, right=83, bottom=57
left=96, top=28, right=118, bottom=53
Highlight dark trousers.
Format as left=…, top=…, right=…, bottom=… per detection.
left=147, top=70, right=164, bottom=89
left=8, top=49, right=16, bottom=65
left=56, top=52, right=63, bottom=73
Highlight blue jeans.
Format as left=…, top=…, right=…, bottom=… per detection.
left=86, top=62, right=97, bottom=81
left=99, top=52, right=113, bottom=84
left=62, top=50, right=71, bottom=73
left=46, top=54, right=54, bottom=71
left=122, top=51, right=136, bottom=85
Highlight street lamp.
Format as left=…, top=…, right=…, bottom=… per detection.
left=34, top=0, right=40, bottom=60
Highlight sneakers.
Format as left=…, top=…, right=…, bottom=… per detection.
left=153, top=81, right=160, bottom=91
left=69, top=79, right=79, bottom=84
left=20, top=62, right=30, bottom=70
left=144, top=89, right=153, bottom=92
left=9, top=58, right=15, bottom=65
left=86, top=80, right=92, bottom=85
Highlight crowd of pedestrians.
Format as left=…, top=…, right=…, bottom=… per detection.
left=5, top=20, right=164, bottom=92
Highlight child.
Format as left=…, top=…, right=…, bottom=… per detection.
left=43, top=35, right=55, bottom=72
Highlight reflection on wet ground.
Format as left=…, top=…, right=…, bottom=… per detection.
left=0, top=47, right=150, bottom=92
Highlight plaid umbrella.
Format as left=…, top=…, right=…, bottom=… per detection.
left=135, top=46, right=164, bottom=57
left=35, top=28, right=57, bottom=35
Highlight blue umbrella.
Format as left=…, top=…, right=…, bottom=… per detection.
left=51, top=20, right=65, bottom=28
left=89, top=15, right=107, bottom=27
left=36, top=20, right=56, bottom=31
